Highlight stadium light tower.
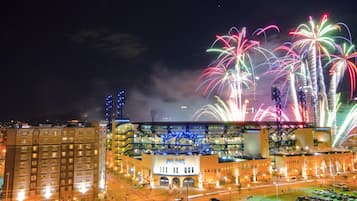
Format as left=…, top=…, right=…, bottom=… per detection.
left=117, top=90, right=126, bottom=120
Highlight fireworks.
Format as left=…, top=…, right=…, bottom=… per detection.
left=195, top=15, right=357, bottom=147
left=289, top=14, right=339, bottom=126
left=195, top=26, right=278, bottom=121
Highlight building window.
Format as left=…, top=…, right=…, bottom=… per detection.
left=52, top=152, right=57, bottom=158
left=30, top=175, right=36, bottom=181
left=62, top=152, right=66, bottom=157
left=32, top=153, right=37, bottom=159
left=31, top=168, right=37, bottom=174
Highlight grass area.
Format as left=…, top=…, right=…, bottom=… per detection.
left=248, top=191, right=308, bottom=201
left=248, top=186, right=357, bottom=201
left=246, top=187, right=320, bottom=201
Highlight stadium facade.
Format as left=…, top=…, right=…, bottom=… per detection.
left=109, top=121, right=355, bottom=189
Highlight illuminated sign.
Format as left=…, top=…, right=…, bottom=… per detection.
left=153, top=155, right=200, bottom=175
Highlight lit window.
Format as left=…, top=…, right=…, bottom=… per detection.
left=52, top=152, right=57, bottom=158
left=31, top=168, right=37, bottom=174
left=32, top=153, right=37, bottom=158
left=62, top=152, right=66, bottom=157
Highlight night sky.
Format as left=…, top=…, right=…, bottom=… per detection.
left=1, top=0, right=357, bottom=122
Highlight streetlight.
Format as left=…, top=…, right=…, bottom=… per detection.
left=5, top=172, right=9, bottom=201
left=79, top=183, right=88, bottom=201
left=17, top=189, right=25, bottom=201
left=228, top=187, right=232, bottom=201
left=186, top=183, right=189, bottom=201
left=44, top=186, right=52, bottom=200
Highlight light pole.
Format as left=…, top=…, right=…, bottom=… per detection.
left=5, top=172, right=9, bottom=201
left=228, top=187, right=231, bottom=201
left=186, top=184, right=189, bottom=201
left=274, top=175, right=279, bottom=201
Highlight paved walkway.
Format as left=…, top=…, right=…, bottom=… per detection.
left=105, top=171, right=355, bottom=201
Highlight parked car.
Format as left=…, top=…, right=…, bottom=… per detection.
left=209, top=198, right=220, bottom=201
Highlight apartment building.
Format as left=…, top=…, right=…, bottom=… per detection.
left=2, top=121, right=106, bottom=201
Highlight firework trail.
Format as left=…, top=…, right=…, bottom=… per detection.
left=196, top=26, right=278, bottom=121
left=253, top=105, right=290, bottom=122
left=333, top=104, right=357, bottom=147
left=290, top=14, right=339, bottom=126
left=264, top=44, right=310, bottom=121
left=193, top=96, right=248, bottom=121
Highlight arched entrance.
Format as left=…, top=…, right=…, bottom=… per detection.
left=172, top=177, right=180, bottom=187
left=160, top=177, right=169, bottom=186
left=183, top=177, right=195, bottom=187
